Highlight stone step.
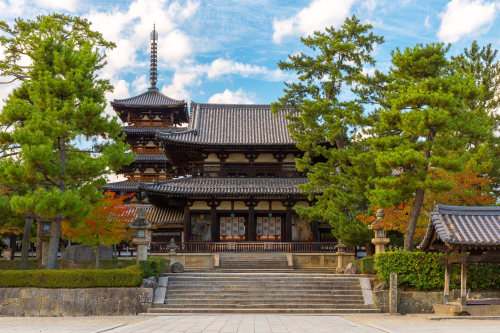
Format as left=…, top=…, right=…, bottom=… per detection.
left=161, top=273, right=361, bottom=278
left=147, top=307, right=380, bottom=314
left=155, top=303, right=374, bottom=309
left=163, top=299, right=366, bottom=305
left=165, top=292, right=363, bottom=298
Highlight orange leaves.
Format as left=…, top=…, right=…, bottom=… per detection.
left=358, top=170, right=497, bottom=240
left=61, top=191, right=135, bottom=247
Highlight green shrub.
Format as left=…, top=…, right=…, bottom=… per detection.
left=58, top=259, right=136, bottom=270
left=0, top=259, right=137, bottom=270
left=139, top=257, right=169, bottom=278
left=374, top=250, right=500, bottom=290
left=0, top=259, right=40, bottom=270
left=0, top=265, right=143, bottom=288
left=360, top=257, right=375, bottom=274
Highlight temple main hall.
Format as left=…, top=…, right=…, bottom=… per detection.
left=104, top=27, right=335, bottom=254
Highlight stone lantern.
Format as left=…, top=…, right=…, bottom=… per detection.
left=168, top=237, right=177, bottom=253
left=130, top=208, right=152, bottom=263
left=370, top=208, right=390, bottom=254
left=335, top=240, right=348, bottom=273
left=38, top=220, right=52, bottom=267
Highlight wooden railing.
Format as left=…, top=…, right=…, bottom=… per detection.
left=149, top=242, right=339, bottom=253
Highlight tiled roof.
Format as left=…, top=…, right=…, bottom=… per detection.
left=102, top=181, right=139, bottom=192
left=419, top=204, right=500, bottom=249
left=139, top=177, right=308, bottom=196
left=122, top=126, right=187, bottom=135
left=112, top=88, right=185, bottom=107
left=124, top=204, right=184, bottom=225
left=134, top=153, right=168, bottom=162
left=157, top=103, right=295, bottom=146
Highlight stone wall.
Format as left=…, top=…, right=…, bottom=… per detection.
left=0, top=287, right=153, bottom=316
left=374, top=290, right=500, bottom=314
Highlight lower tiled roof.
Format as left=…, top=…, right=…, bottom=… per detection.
left=419, top=204, right=500, bottom=249
left=124, top=204, right=184, bottom=225
left=102, top=181, right=139, bottom=192
left=139, top=177, right=308, bottom=196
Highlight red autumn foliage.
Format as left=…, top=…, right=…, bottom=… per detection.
left=358, top=170, right=497, bottom=239
left=62, top=192, right=135, bottom=248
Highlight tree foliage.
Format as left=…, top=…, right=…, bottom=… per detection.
left=274, top=17, right=498, bottom=250
left=367, top=43, right=497, bottom=250
left=272, top=16, right=384, bottom=247
left=358, top=169, right=498, bottom=241
left=61, top=192, right=134, bottom=269
left=0, top=14, right=133, bottom=269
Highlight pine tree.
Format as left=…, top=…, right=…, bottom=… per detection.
left=367, top=43, right=496, bottom=251
left=0, top=15, right=133, bottom=269
left=272, top=16, right=384, bottom=247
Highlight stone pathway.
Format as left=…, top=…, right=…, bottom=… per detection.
left=107, top=314, right=500, bottom=333
left=0, top=314, right=499, bottom=333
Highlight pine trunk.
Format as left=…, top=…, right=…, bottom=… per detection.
left=95, top=245, right=100, bottom=270
left=47, top=137, right=66, bottom=270
left=21, top=213, right=33, bottom=270
left=404, top=188, right=425, bottom=251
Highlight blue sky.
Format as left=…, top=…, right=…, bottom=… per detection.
left=1, top=0, right=500, bottom=112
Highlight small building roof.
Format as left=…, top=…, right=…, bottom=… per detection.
left=139, top=177, right=308, bottom=197
left=419, top=204, right=500, bottom=251
left=156, top=103, right=295, bottom=147
left=124, top=204, right=184, bottom=226
left=111, top=88, right=185, bottom=108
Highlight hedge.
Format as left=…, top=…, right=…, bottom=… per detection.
left=139, top=257, right=168, bottom=278
left=374, top=250, right=500, bottom=290
left=360, top=257, right=375, bottom=274
left=0, top=265, right=143, bottom=288
left=0, top=259, right=137, bottom=270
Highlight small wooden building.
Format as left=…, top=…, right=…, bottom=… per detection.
left=418, top=204, right=500, bottom=307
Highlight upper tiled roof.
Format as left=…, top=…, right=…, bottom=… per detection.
left=139, top=177, right=308, bottom=196
left=419, top=204, right=500, bottom=250
left=122, top=126, right=187, bottom=135
left=111, top=88, right=185, bottom=108
left=102, top=181, right=139, bottom=192
left=123, top=204, right=184, bottom=225
left=157, top=103, right=294, bottom=146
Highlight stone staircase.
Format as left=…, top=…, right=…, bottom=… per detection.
left=217, top=252, right=290, bottom=271
left=148, top=272, right=379, bottom=314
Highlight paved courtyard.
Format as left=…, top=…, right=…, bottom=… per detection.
left=0, top=314, right=499, bottom=333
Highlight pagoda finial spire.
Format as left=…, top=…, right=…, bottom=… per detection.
left=149, top=24, right=158, bottom=90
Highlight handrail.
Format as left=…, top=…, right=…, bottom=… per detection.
left=149, top=241, right=340, bottom=253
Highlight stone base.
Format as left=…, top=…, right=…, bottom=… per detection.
left=0, top=287, right=153, bottom=316
left=433, top=303, right=500, bottom=316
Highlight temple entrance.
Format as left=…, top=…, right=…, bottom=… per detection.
left=220, top=215, right=246, bottom=241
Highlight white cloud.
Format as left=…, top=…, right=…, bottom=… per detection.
left=424, top=15, right=431, bottom=29
left=132, top=75, right=149, bottom=93
left=34, top=0, right=79, bottom=11
left=437, top=0, right=498, bottom=43
left=206, top=58, right=289, bottom=81
left=158, top=29, right=192, bottom=67
left=208, top=89, right=255, bottom=104
left=272, top=0, right=356, bottom=43
left=362, top=0, right=378, bottom=12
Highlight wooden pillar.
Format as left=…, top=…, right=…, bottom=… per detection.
left=285, top=206, right=292, bottom=242
left=183, top=205, right=191, bottom=242
left=245, top=199, right=257, bottom=241
left=444, top=258, right=451, bottom=303
left=460, top=258, right=467, bottom=306
left=312, top=221, right=319, bottom=242
left=207, top=199, right=220, bottom=242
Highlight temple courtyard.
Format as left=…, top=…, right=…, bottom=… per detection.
left=0, top=314, right=499, bottom=333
